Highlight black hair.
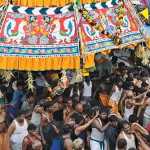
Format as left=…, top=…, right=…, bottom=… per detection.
left=146, top=92, right=150, bottom=98
left=71, top=112, right=84, bottom=124
left=133, top=86, right=144, bottom=94
left=85, top=77, right=91, bottom=85
left=86, top=106, right=100, bottom=118
left=61, top=124, right=72, bottom=135
left=27, top=123, right=37, bottom=131
left=83, top=105, right=92, bottom=116
left=123, top=81, right=134, bottom=90
left=0, top=86, right=7, bottom=94
left=118, top=62, right=125, bottom=68
left=17, top=110, right=25, bottom=117
left=120, top=120, right=129, bottom=129
left=128, top=148, right=136, bottom=150
left=140, top=70, right=149, bottom=77
left=109, top=115, right=118, bottom=122
left=16, top=80, right=24, bottom=87
left=129, top=114, right=138, bottom=123
left=141, top=81, right=149, bottom=88
left=26, top=91, right=34, bottom=99
left=100, top=107, right=109, bottom=114
left=126, top=76, right=133, bottom=82
left=111, top=56, right=118, bottom=64
left=117, top=138, right=127, bottom=149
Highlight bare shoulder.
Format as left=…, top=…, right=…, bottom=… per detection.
left=117, top=131, right=124, bottom=139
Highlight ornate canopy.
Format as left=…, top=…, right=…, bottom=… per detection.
left=0, top=0, right=144, bottom=70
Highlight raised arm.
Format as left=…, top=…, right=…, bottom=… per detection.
left=119, top=93, right=126, bottom=116
left=92, top=119, right=110, bottom=132
left=75, top=112, right=99, bottom=135
left=135, top=133, right=150, bottom=150
left=133, top=89, right=149, bottom=100
left=131, top=98, right=145, bottom=106
left=131, top=122, right=149, bottom=135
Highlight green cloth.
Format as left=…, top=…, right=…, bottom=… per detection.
left=0, top=98, right=7, bottom=105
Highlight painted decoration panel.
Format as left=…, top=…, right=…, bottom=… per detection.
left=0, top=0, right=144, bottom=57
left=0, top=5, right=79, bottom=57
left=80, top=2, right=144, bottom=53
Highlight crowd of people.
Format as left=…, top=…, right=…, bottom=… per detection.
left=0, top=53, right=150, bottom=150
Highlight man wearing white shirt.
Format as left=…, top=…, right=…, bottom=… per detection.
left=82, top=77, right=92, bottom=104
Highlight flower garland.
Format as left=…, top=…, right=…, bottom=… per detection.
left=135, top=44, right=150, bottom=66
left=0, top=70, right=14, bottom=82
left=26, top=72, right=34, bottom=92
left=79, top=2, right=127, bottom=45
left=49, top=70, right=69, bottom=97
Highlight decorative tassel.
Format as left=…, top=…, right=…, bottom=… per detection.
left=26, top=72, right=34, bottom=92
left=135, top=44, right=145, bottom=58
left=0, top=70, right=14, bottom=82
left=135, top=44, right=150, bottom=65
left=146, top=38, right=150, bottom=49
left=60, top=70, right=69, bottom=88
left=76, top=69, right=83, bottom=81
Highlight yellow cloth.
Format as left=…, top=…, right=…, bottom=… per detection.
left=82, top=68, right=89, bottom=76
left=84, top=54, right=95, bottom=68
left=12, top=0, right=108, bottom=7
left=0, top=56, right=80, bottom=71
left=0, top=0, right=4, bottom=5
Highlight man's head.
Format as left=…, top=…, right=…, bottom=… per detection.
left=126, top=90, right=134, bottom=98
left=75, top=103, right=83, bottom=113
left=146, top=92, right=150, bottom=98
left=17, top=111, right=25, bottom=123
left=34, top=105, right=44, bottom=114
left=46, top=108, right=53, bottom=120
left=26, top=92, right=34, bottom=104
left=67, top=98, right=73, bottom=108
left=129, top=114, right=138, bottom=123
left=109, top=115, right=118, bottom=127
left=122, top=121, right=131, bottom=134
left=27, top=123, right=37, bottom=134
left=117, top=138, right=127, bottom=150
left=16, top=81, right=24, bottom=90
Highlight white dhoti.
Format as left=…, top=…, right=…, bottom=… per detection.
left=90, top=138, right=107, bottom=150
